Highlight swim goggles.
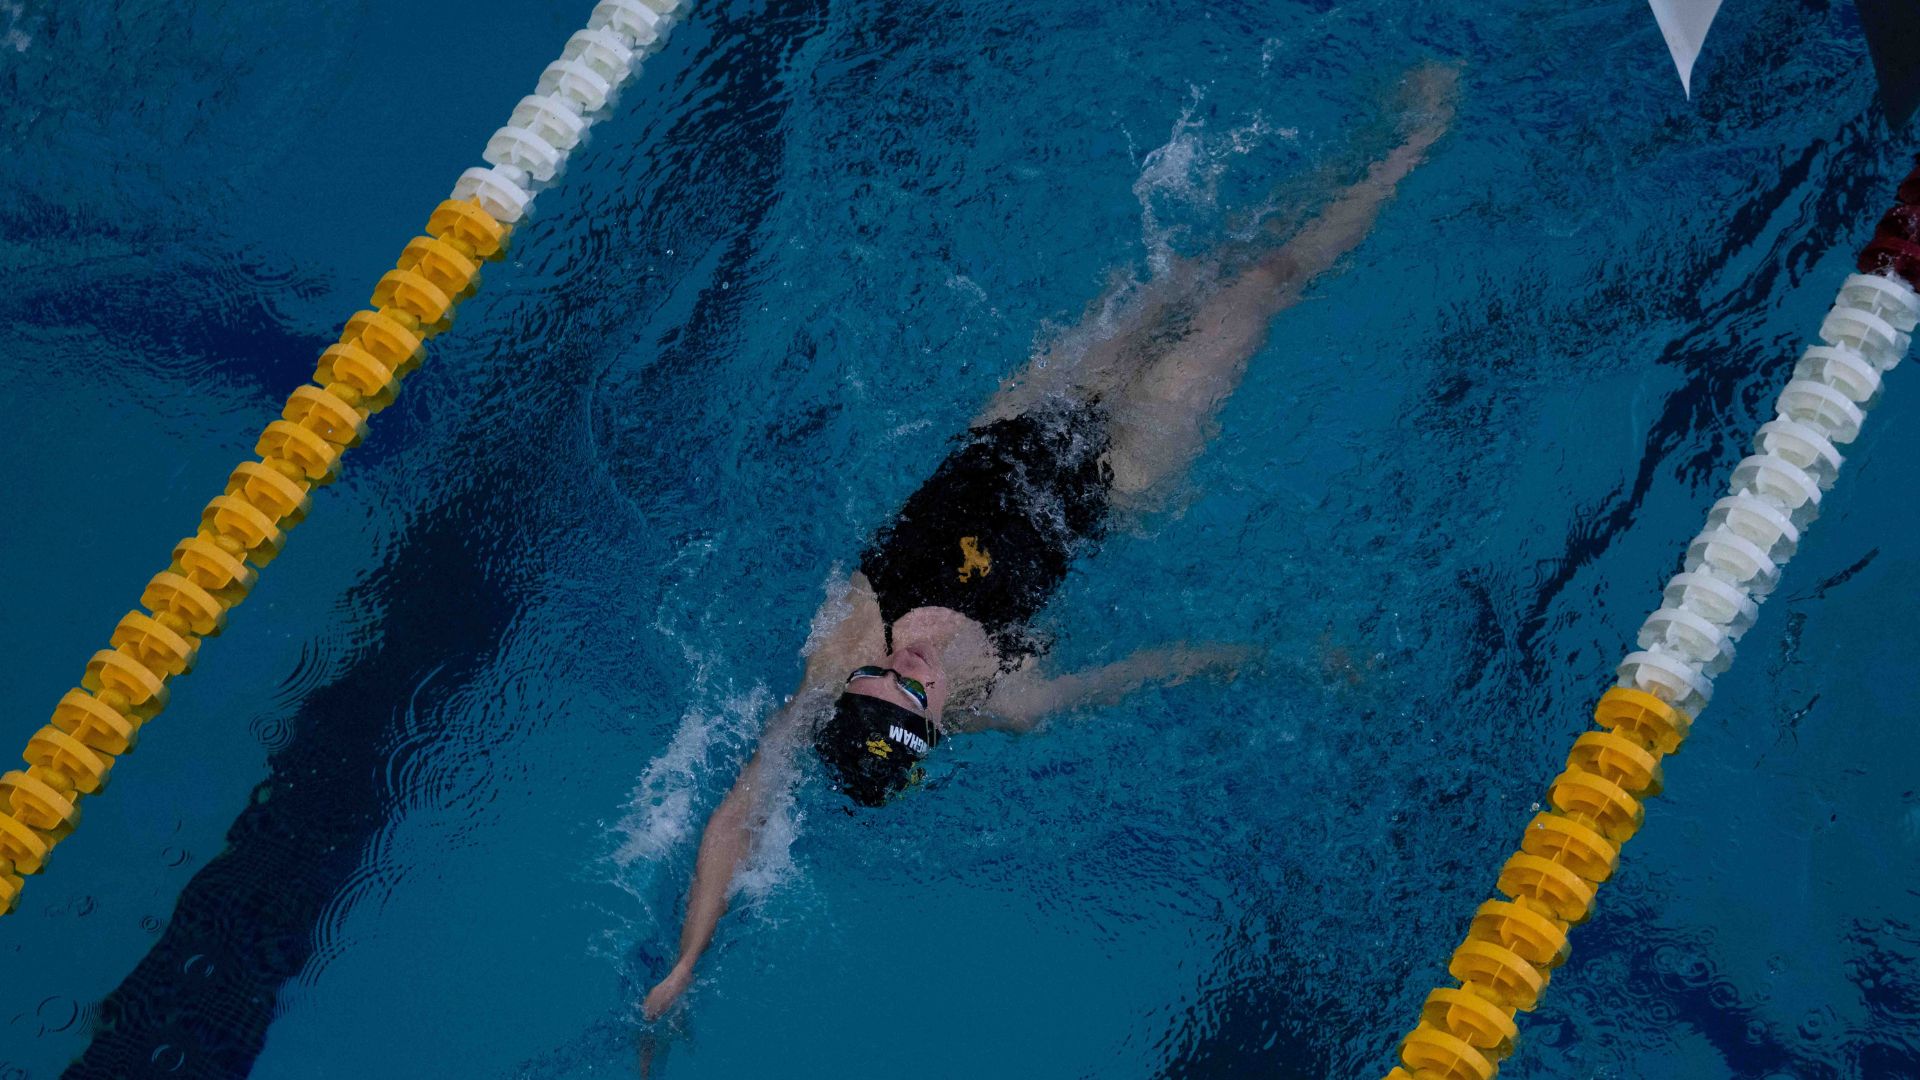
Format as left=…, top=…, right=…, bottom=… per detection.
left=846, top=666, right=930, bottom=711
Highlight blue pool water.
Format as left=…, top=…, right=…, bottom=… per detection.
left=4, top=1, right=1920, bottom=1077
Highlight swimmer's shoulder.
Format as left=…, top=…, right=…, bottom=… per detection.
left=945, top=653, right=1042, bottom=734
left=798, top=571, right=885, bottom=689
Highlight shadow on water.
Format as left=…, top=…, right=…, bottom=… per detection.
left=67, top=483, right=520, bottom=1080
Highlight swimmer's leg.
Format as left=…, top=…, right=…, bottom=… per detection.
left=1102, top=61, right=1459, bottom=504
left=970, top=266, right=1203, bottom=428
left=972, top=94, right=1386, bottom=429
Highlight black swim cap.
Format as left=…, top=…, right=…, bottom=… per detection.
left=814, top=693, right=939, bottom=807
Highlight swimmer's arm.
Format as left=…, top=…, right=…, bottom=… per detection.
left=797, top=571, right=886, bottom=683
left=644, top=714, right=789, bottom=1018
left=644, top=578, right=879, bottom=1019
left=968, top=643, right=1255, bottom=733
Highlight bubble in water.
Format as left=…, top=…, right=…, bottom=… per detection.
left=45, top=894, right=95, bottom=918
left=1798, top=1005, right=1835, bottom=1041
left=36, top=995, right=78, bottom=1034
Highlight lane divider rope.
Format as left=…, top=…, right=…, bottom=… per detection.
left=0, top=0, right=688, bottom=916
left=1380, top=158, right=1920, bottom=1080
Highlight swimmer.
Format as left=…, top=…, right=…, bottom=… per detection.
left=643, top=61, right=1458, bottom=1019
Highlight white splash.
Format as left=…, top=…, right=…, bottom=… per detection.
left=728, top=719, right=810, bottom=903
left=608, top=681, right=770, bottom=868
left=801, top=569, right=859, bottom=658
left=609, top=570, right=860, bottom=892
left=945, top=273, right=989, bottom=306
left=3, top=2, right=29, bottom=53
left=1130, top=90, right=1295, bottom=275
left=1259, top=37, right=1283, bottom=78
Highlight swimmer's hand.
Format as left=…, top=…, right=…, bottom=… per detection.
left=1397, top=60, right=1460, bottom=147
left=644, top=961, right=695, bottom=1020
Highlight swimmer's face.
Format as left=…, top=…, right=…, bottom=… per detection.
left=843, top=644, right=950, bottom=722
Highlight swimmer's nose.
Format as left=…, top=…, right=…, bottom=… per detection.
left=890, top=645, right=937, bottom=682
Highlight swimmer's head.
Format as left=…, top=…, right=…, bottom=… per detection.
left=814, top=642, right=951, bottom=805
left=814, top=692, right=938, bottom=807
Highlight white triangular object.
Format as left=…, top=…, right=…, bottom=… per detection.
left=1648, top=0, right=1724, bottom=98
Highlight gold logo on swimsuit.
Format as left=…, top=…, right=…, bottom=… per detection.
left=957, top=536, right=992, bottom=582
left=865, top=737, right=892, bottom=758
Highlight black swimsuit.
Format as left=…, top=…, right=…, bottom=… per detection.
left=860, top=398, right=1115, bottom=665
